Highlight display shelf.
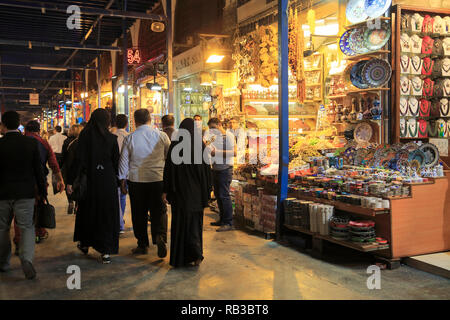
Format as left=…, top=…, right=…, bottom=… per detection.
left=295, top=194, right=390, bottom=217
left=315, top=234, right=390, bottom=252
left=306, top=83, right=321, bottom=87
left=328, top=94, right=347, bottom=100
left=242, top=99, right=297, bottom=103
left=284, top=224, right=315, bottom=235
left=344, top=17, right=391, bottom=29
left=284, top=224, right=390, bottom=252
left=348, top=88, right=390, bottom=94
left=305, top=68, right=322, bottom=72
left=404, top=181, right=435, bottom=186
left=246, top=114, right=316, bottom=119
left=303, top=99, right=322, bottom=103
left=344, top=50, right=391, bottom=61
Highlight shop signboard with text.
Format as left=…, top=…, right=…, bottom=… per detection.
left=173, top=45, right=204, bottom=79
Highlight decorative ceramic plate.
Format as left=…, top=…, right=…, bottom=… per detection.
left=408, top=149, right=426, bottom=167
left=346, top=0, right=369, bottom=24
left=402, top=142, right=419, bottom=152
left=361, top=58, right=392, bottom=87
left=340, top=30, right=356, bottom=56
left=350, top=60, right=369, bottom=89
left=364, top=24, right=391, bottom=51
left=419, top=143, right=439, bottom=167
left=354, top=122, right=373, bottom=144
left=364, top=0, right=392, bottom=19
left=349, top=27, right=369, bottom=54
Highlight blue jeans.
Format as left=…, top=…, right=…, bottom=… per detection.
left=118, top=188, right=127, bottom=231
left=0, top=199, right=35, bottom=270
left=213, top=167, right=233, bottom=226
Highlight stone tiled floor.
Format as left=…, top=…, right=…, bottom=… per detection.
left=1, top=192, right=449, bottom=300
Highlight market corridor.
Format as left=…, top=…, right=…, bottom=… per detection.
left=0, top=192, right=449, bottom=300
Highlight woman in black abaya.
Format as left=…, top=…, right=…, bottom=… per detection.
left=163, top=118, right=211, bottom=268
left=67, top=109, right=120, bottom=264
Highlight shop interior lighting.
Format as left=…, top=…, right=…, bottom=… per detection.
left=150, top=83, right=162, bottom=91
left=183, top=87, right=193, bottom=92
left=66, top=100, right=72, bottom=104
left=206, top=55, right=225, bottom=64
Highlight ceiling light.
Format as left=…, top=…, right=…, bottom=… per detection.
left=206, top=55, right=225, bottom=64
left=151, top=22, right=165, bottom=33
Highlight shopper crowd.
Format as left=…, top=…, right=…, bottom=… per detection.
left=0, top=108, right=237, bottom=279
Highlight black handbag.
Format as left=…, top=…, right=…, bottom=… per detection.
left=72, top=171, right=87, bottom=202
left=36, top=197, right=56, bottom=229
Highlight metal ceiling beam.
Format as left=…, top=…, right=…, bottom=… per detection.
left=41, top=0, right=117, bottom=94
left=0, top=0, right=166, bottom=21
left=0, top=86, right=69, bottom=90
left=0, top=76, right=82, bottom=82
left=0, top=63, right=96, bottom=70
left=0, top=39, right=121, bottom=51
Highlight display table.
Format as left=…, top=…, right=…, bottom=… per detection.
left=282, top=172, right=450, bottom=268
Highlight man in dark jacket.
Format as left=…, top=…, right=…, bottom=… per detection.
left=0, top=111, right=46, bottom=279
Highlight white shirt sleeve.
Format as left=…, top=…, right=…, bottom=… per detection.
left=118, top=135, right=130, bottom=180
left=161, top=132, right=171, bottom=159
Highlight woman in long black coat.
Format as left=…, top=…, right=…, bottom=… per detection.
left=163, top=118, right=212, bottom=268
left=67, top=109, right=120, bottom=264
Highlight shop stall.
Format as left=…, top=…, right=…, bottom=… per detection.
left=228, top=1, right=450, bottom=268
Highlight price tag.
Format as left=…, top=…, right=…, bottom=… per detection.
left=429, top=138, right=448, bottom=157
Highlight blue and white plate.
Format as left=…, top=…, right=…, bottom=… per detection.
left=350, top=60, right=369, bottom=89
left=361, top=58, right=392, bottom=87
left=346, top=0, right=368, bottom=24
left=339, top=29, right=356, bottom=56
left=364, top=0, right=392, bottom=19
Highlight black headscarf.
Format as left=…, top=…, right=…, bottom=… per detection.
left=86, top=108, right=111, bottom=139
left=172, top=118, right=205, bottom=163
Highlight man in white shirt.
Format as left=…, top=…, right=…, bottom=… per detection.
left=113, top=114, right=129, bottom=234
left=119, top=109, right=170, bottom=258
left=48, top=125, right=67, bottom=167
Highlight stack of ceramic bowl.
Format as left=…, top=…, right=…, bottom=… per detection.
left=330, top=216, right=350, bottom=240
left=349, top=220, right=376, bottom=243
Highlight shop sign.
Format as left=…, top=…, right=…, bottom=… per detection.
left=173, top=45, right=204, bottom=78
left=127, top=48, right=142, bottom=65
left=429, top=138, right=448, bottom=157
left=29, top=93, right=39, bottom=105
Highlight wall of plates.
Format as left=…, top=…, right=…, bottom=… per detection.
left=396, top=6, right=450, bottom=142
left=333, top=0, right=392, bottom=145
